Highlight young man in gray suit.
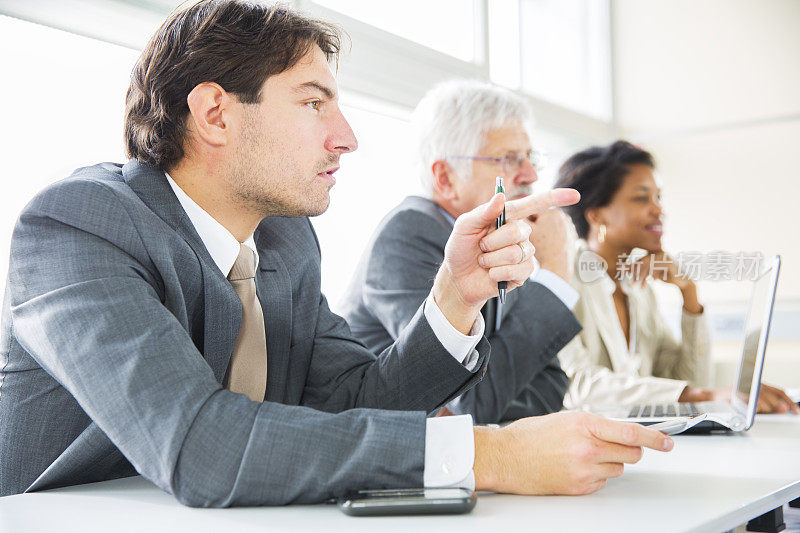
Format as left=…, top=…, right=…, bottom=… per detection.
left=342, top=81, right=582, bottom=422
left=0, top=1, right=672, bottom=505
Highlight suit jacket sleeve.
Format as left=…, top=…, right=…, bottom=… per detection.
left=646, top=287, right=713, bottom=387
left=301, top=291, right=490, bottom=414
left=359, top=209, right=580, bottom=423
left=7, top=180, right=472, bottom=507
left=453, top=283, right=580, bottom=423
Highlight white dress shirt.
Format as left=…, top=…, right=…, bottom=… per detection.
left=165, top=174, right=479, bottom=490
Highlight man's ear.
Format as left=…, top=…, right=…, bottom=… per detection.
left=431, top=160, right=459, bottom=201
left=186, top=82, right=232, bottom=148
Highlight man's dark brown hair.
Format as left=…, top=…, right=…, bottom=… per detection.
left=125, top=0, right=341, bottom=170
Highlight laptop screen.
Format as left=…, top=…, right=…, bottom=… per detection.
left=733, top=256, right=780, bottom=423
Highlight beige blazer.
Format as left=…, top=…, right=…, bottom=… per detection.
left=559, top=245, right=712, bottom=409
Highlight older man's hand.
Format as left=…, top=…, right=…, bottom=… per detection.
left=527, top=209, right=577, bottom=282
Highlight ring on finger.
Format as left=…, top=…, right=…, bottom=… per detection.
left=517, top=242, right=527, bottom=264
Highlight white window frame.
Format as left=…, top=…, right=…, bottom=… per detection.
left=0, top=0, right=614, bottom=143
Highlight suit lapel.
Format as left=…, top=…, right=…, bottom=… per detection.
left=585, top=278, right=630, bottom=372
left=254, top=238, right=292, bottom=403
left=201, top=277, right=241, bottom=382
left=120, top=160, right=241, bottom=382
left=481, top=298, right=497, bottom=337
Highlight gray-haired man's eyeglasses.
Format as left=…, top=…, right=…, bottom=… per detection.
left=447, top=151, right=545, bottom=174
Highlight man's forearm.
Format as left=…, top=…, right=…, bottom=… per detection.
left=473, top=425, right=503, bottom=492
left=472, top=412, right=674, bottom=497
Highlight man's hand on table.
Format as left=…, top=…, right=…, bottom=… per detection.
left=472, top=411, right=673, bottom=495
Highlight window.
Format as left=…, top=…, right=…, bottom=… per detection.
left=312, top=0, right=480, bottom=63
left=490, top=0, right=612, bottom=120
left=488, top=0, right=522, bottom=89
left=311, top=95, right=419, bottom=310
left=518, top=0, right=612, bottom=119
left=0, top=16, right=138, bottom=297
left=0, top=1, right=613, bottom=306
left=0, top=15, right=420, bottom=309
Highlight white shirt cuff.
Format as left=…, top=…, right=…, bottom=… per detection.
left=533, top=268, right=580, bottom=310
left=423, top=291, right=484, bottom=371
left=423, top=415, right=475, bottom=491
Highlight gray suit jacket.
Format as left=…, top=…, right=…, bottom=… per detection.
left=340, top=196, right=581, bottom=423
left=0, top=162, right=489, bottom=506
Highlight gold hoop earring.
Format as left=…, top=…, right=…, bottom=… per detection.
left=598, top=224, right=606, bottom=244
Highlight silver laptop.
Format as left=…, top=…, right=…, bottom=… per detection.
left=587, top=254, right=781, bottom=433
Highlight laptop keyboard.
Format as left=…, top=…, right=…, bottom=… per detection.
left=627, top=403, right=702, bottom=418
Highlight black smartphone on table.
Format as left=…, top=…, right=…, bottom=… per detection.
left=338, top=487, right=477, bottom=516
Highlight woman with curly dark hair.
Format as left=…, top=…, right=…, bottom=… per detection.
left=554, top=140, right=796, bottom=414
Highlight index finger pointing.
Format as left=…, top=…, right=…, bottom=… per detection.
left=505, top=188, right=580, bottom=220
left=589, top=416, right=674, bottom=452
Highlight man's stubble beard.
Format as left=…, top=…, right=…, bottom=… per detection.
left=229, top=115, right=334, bottom=219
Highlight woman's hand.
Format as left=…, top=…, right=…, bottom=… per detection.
left=678, top=386, right=729, bottom=403
left=632, top=252, right=689, bottom=289
left=679, top=384, right=799, bottom=414
left=756, top=383, right=800, bottom=414
left=632, top=252, right=703, bottom=314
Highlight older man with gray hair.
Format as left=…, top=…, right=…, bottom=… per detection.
left=342, top=80, right=582, bottom=422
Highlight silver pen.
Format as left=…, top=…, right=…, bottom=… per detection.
left=495, top=177, right=506, bottom=304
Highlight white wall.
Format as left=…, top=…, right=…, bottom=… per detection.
left=612, top=0, right=800, bottom=303
left=613, top=0, right=800, bottom=133
left=612, top=0, right=800, bottom=385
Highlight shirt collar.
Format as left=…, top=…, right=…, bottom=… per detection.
left=599, top=271, right=616, bottom=295
left=437, top=206, right=456, bottom=227
left=165, top=172, right=257, bottom=277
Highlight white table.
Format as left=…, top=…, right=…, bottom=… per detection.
left=2, top=415, right=799, bottom=533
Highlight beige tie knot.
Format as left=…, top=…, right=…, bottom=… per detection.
left=228, top=244, right=256, bottom=281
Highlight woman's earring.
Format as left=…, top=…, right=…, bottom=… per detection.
left=598, top=224, right=606, bottom=244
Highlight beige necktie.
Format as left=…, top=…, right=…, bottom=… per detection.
left=225, top=244, right=268, bottom=402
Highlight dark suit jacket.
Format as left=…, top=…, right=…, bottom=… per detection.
left=340, top=196, right=581, bottom=423
left=0, top=162, right=489, bottom=505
